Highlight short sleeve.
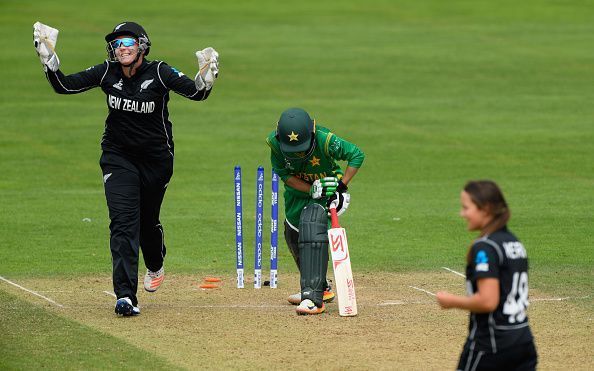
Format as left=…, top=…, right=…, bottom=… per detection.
left=469, top=242, right=500, bottom=279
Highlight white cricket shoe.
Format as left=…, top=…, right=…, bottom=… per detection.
left=296, top=299, right=325, bottom=315
left=144, top=266, right=165, bottom=292
left=287, top=292, right=301, bottom=305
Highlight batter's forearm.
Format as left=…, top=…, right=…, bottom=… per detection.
left=340, top=166, right=359, bottom=186
left=285, top=176, right=311, bottom=193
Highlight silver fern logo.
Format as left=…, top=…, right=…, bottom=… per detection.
left=113, top=78, right=123, bottom=91
left=140, top=79, right=154, bottom=92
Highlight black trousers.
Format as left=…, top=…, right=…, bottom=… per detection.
left=284, top=220, right=300, bottom=267
left=457, top=341, right=537, bottom=371
left=100, top=151, right=173, bottom=306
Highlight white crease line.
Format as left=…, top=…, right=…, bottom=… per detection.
left=37, top=290, right=98, bottom=293
left=376, top=300, right=428, bottom=307
left=187, top=304, right=287, bottom=308
left=378, top=300, right=407, bottom=306
left=532, top=297, right=571, bottom=302
left=0, top=276, right=64, bottom=308
left=103, top=291, right=117, bottom=298
left=440, top=268, right=591, bottom=302
left=409, top=286, right=436, bottom=297
left=532, top=295, right=591, bottom=302
left=376, top=300, right=430, bottom=306
left=440, top=267, right=591, bottom=302
left=442, top=267, right=465, bottom=278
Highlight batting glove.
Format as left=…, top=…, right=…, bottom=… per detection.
left=309, top=177, right=338, bottom=199
left=327, top=192, right=351, bottom=216
left=326, top=180, right=349, bottom=215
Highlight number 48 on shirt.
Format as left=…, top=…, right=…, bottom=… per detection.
left=503, top=271, right=529, bottom=323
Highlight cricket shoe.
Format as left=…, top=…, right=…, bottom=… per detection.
left=287, top=287, right=335, bottom=305
left=323, top=286, right=335, bottom=303
left=114, top=297, right=140, bottom=316
left=143, top=266, right=165, bottom=292
left=296, top=299, right=325, bottom=315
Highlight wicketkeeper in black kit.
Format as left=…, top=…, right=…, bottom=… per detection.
left=33, top=21, right=219, bottom=316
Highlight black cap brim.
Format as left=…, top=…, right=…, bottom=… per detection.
left=105, top=31, right=137, bottom=42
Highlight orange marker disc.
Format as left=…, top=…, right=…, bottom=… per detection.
left=199, top=283, right=219, bottom=289
left=204, top=277, right=222, bottom=283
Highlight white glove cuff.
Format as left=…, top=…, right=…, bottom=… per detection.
left=194, top=72, right=211, bottom=91
left=194, top=72, right=206, bottom=91
left=45, top=53, right=60, bottom=72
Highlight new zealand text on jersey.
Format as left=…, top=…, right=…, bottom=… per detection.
left=108, top=94, right=155, bottom=113
left=503, top=241, right=527, bottom=259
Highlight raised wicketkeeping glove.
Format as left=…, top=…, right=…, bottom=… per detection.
left=327, top=192, right=351, bottom=216
left=194, top=47, right=219, bottom=90
left=309, top=177, right=339, bottom=200
left=33, top=21, right=60, bottom=72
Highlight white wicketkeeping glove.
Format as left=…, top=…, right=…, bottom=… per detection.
left=33, top=21, right=60, bottom=72
left=328, top=192, right=351, bottom=216
left=194, top=47, right=219, bottom=90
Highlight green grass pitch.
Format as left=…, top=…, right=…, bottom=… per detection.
left=0, top=0, right=592, bottom=367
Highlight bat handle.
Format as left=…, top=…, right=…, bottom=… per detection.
left=329, top=207, right=340, bottom=228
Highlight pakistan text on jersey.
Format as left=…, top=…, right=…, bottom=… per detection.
left=108, top=94, right=155, bottom=113
left=295, top=172, right=328, bottom=182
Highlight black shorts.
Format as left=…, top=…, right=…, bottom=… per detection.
left=457, top=341, right=537, bottom=371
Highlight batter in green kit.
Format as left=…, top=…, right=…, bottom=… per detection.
left=266, top=108, right=364, bottom=315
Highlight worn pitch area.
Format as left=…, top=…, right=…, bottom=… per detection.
left=1, top=272, right=592, bottom=370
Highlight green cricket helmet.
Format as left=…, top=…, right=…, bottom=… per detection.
left=275, top=108, right=316, bottom=161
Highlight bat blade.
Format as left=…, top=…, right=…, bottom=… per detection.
left=328, top=220, right=358, bottom=317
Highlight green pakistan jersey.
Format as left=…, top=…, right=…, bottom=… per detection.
left=266, top=125, right=365, bottom=227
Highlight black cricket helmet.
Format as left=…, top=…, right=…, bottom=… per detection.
left=105, top=21, right=151, bottom=61
left=276, top=108, right=316, bottom=161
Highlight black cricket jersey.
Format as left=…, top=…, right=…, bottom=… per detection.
left=44, top=59, right=210, bottom=159
left=465, top=226, right=534, bottom=354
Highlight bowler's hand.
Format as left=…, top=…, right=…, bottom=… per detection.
left=436, top=291, right=457, bottom=309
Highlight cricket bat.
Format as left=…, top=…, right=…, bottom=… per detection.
left=328, top=207, right=358, bottom=316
